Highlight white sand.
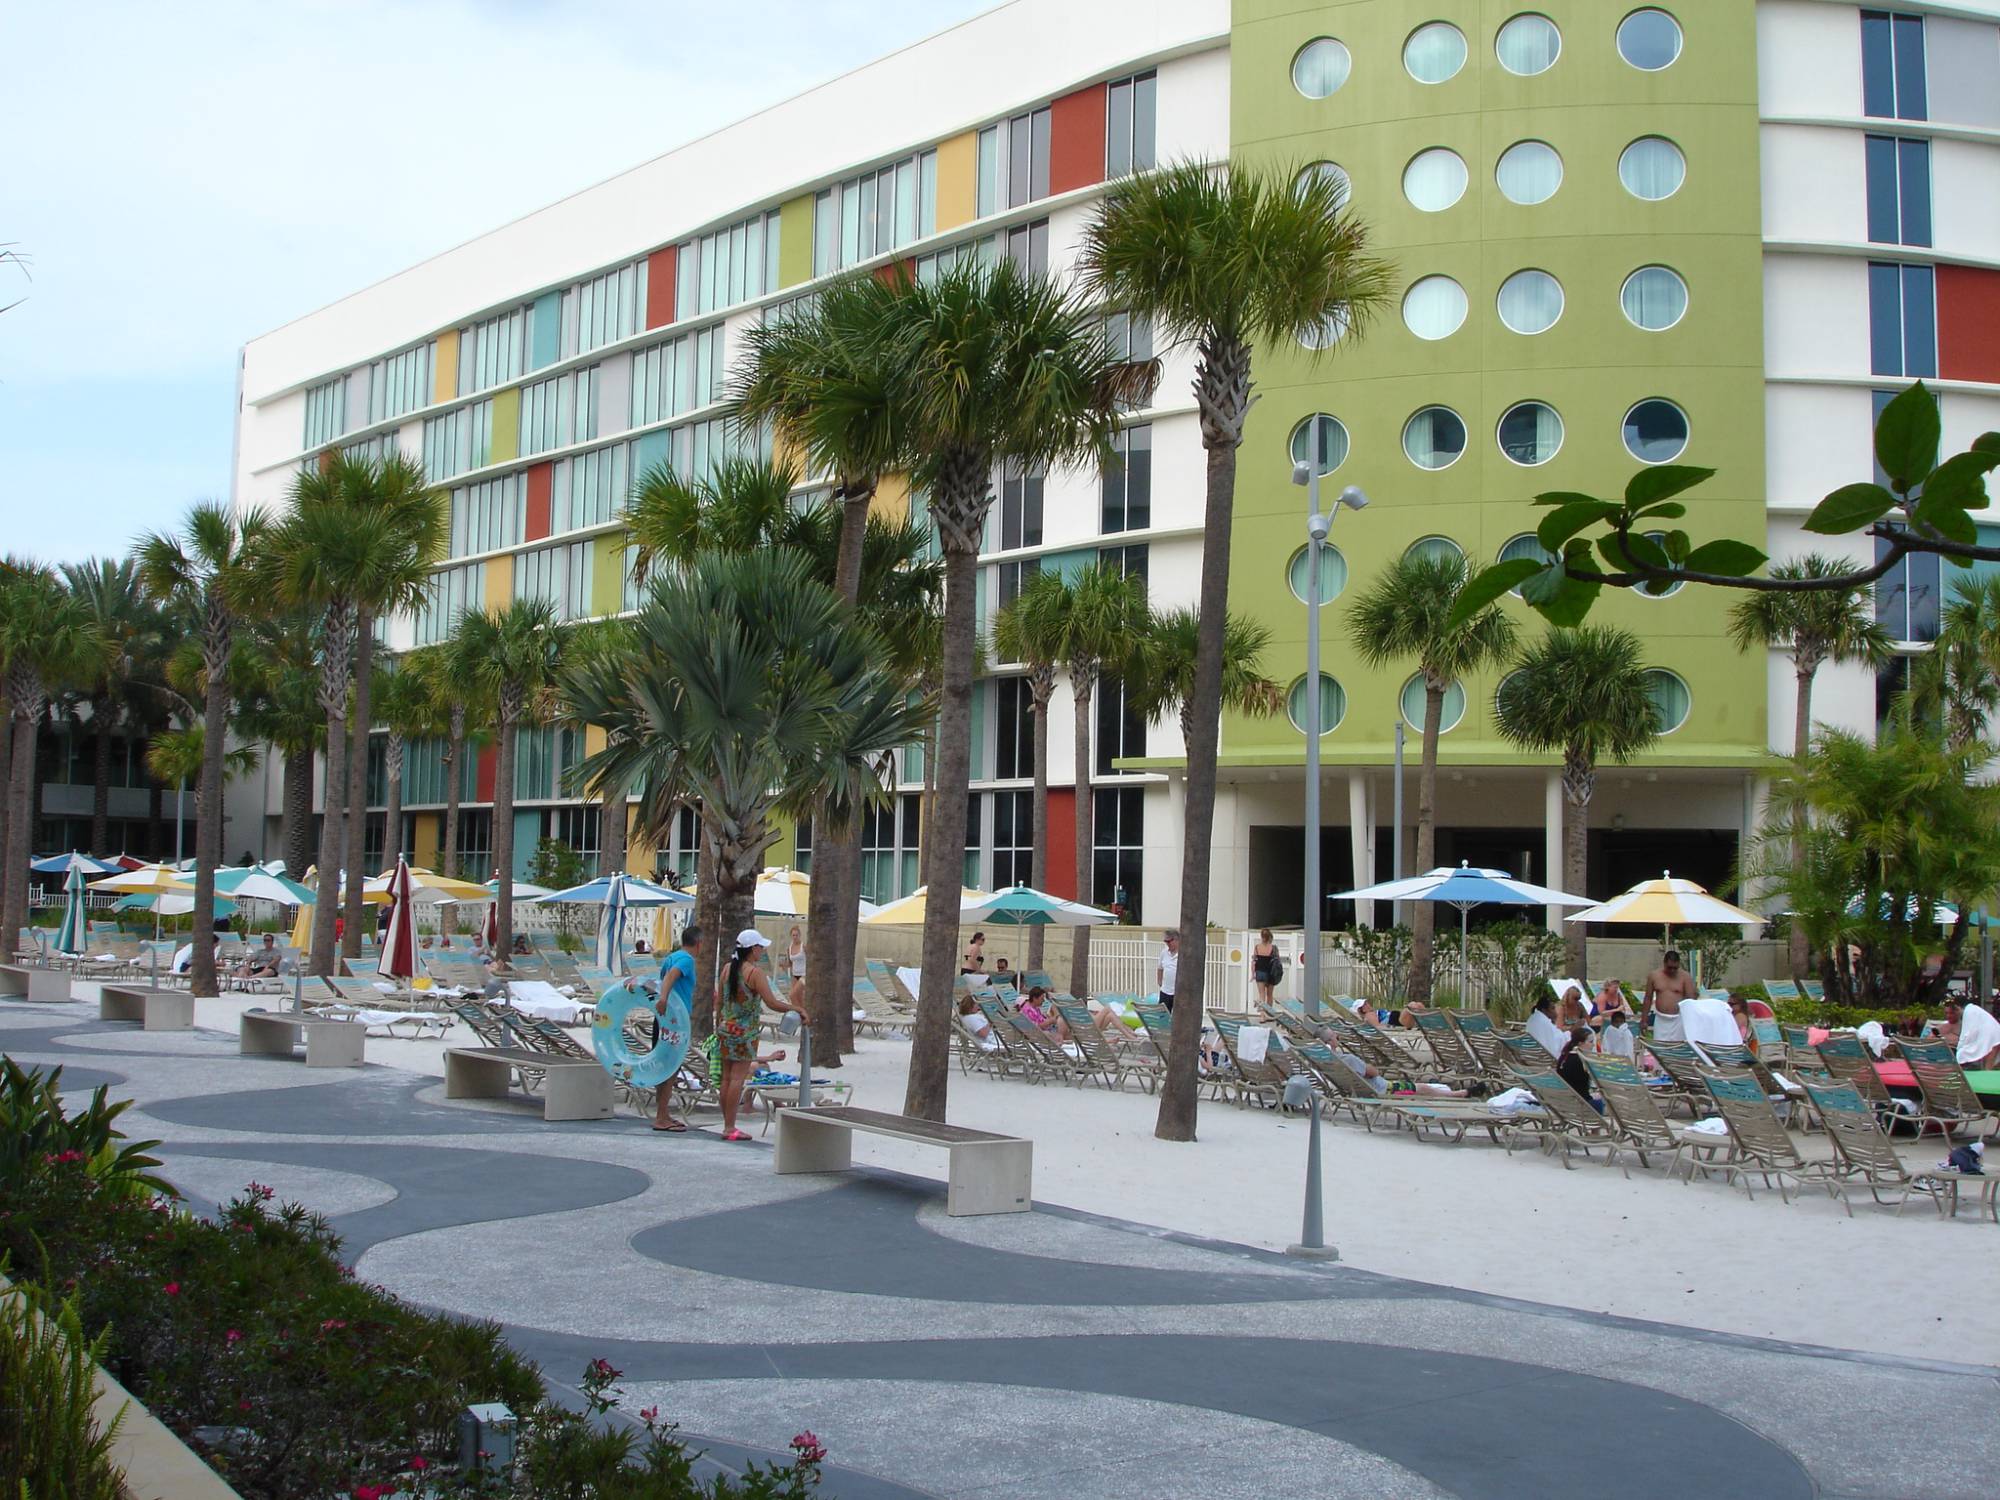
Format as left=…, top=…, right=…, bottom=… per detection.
left=174, top=994, right=1999, bottom=1367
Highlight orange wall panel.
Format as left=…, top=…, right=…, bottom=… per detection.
left=646, top=246, right=677, bottom=329
left=475, top=746, right=497, bottom=804
left=1048, top=83, right=1106, bottom=197
left=1044, top=788, right=1078, bottom=901
left=934, top=131, right=978, bottom=230
left=524, top=462, right=553, bottom=541
left=1938, top=265, right=2000, bottom=385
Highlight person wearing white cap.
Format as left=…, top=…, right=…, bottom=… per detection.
left=715, top=927, right=801, bottom=1142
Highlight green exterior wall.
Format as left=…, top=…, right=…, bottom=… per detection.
left=1224, top=0, right=1767, bottom=772
left=489, top=387, right=521, bottom=465
left=778, top=194, right=815, bottom=289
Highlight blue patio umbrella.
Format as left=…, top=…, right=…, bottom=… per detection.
left=53, top=865, right=88, bottom=958
left=594, top=873, right=631, bottom=978
left=32, top=851, right=121, bottom=876
left=1334, top=862, right=1592, bottom=994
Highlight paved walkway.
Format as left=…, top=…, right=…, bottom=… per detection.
left=4, top=995, right=1994, bottom=1500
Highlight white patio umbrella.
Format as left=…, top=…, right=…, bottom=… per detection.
left=594, top=872, right=631, bottom=978
left=32, top=851, right=122, bottom=877
left=1335, top=862, right=1593, bottom=992
left=376, top=856, right=418, bottom=983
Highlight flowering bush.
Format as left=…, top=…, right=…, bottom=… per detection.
left=1, top=1065, right=825, bottom=1498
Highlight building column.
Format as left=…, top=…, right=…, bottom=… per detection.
left=1348, top=771, right=1373, bottom=930
left=1544, top=768, right=1565, bottom=934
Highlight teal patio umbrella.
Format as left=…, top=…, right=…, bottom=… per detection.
left=54, top=864, right=88, bottom=958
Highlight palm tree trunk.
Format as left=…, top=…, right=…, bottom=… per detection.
left=0, top=694, right=12, bottom=898
left=1409, top=684, right=1444, bottom=1002
left=340, top=623, right=374, bottom=958
left=598, top=779, right=626, bottom=876
left=1027, top=686, right=1051, bottom=971
left=1789, top=664, right=1814, bottom=982
left=1562, top=750, right=1594, bottom=980
left=802, top=813, right=845, bottom=1060
left=830, top=827, right=864, bottom=1056
left=89, top=701, right=113, bottom=856
left=1157, top=373, right=1245, bottom=1144
left=2, top=702, right=38, bottom=947
left=438, top=714, right=464, bottom=939
left=308, top=602, right=354, bottom=977
left=189, top=634, right=230, bottom=999
left=1069, top=668, right=1095, bottom=998
left=281, top=747, right=314, bottom=879
left=906, top=541, right=980, bottom=1122
left=492, top=710, right=517, bottom=957
left=382, top=735, right=405, bottom=875
left=692, top=830, right=719, bottom=1040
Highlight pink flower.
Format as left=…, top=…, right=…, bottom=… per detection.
left=320, top=1318, right=347, bottom=1334
left=225, top=1329, right=242, bottom=1345
left=408, top=1456, right=428, bottom=1472
left=162, top=1282, right=181, bottom=1297
left=238, top=1400, right=252, bottom=1412
left=639, top=1406, right=659, bottom=1424
left=588, top=1357, right=621, bottom=1381
left=792, top=1430, right=827, bottom=1466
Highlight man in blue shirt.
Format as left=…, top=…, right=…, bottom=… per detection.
left=652, top=926, right=704, bottom=1132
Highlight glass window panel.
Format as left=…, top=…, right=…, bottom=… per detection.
left=1404, top=22, right=1467, bottom=83
left=1287, top=543, right=1348, bottom=603
left=1496, top=13, right=1561, bottom=75
left=1403, top=407, right=1466, bottom=470
left=1891, top=13, right=1926, bottom=121
left=1641, top=670, right=1690, bottom=733
left=1132, top=72, right=1156, bottom=171
left=1030, top=107, right=1050, bottom=200
left=1295, top=161, right=1349, bottom=210
left=1617, top=9, right=1682, bottom=70
left=1107, top=79, right=1133, bottom=177
left=1869, top=261, right=1905, bottom=375
left=1402, top=275, right=1467, bottom=339
left=1009, top=113, right=1031, bottom=207
left=977, top=126, right=1000, bottom=217
left=1901, top=264, right=1936, bottom=378
left=919, top=152, right=938, bottom=237
left=1497, top=269, right=1564, bottom=333
left=1622, top=399, right=1689, bottom=463
left=1402, top=675, right=1466, bottom=733
left=1403, top=148, right=1467, bottom=211
left=1287, top=675, right=1347, bottom=735
left=1621, top=266, right=1688, bottom=330
left=895, top=161, right=918, bottom=247
left=1861, top=11, right=1896, bottom=117
left=1291, top=37, right=1351, bottom=98
left=1619, top=137, right=1685, bottom=200
left=1498, top=401, right=1563, bottom=465
left=1899, top=139, right=1932, bottom=246
left=1288, top=414, right=1349, bottom=474
left=1495, top=140, right=1562, bottom=205
left=1865, top=136, right=1899, bottom=242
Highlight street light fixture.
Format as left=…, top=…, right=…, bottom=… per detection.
left=1291, top=455, right=1368, bottom=1015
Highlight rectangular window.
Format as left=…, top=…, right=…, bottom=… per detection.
left=1100, top=542, right=1149, bottom=585
left=1865, top=136, right=1931, bottom=246
left=1095, top=674, right=1148, bottom=777
left=519, top=366, right=599, bottom=457
left=976, top=126, right=1001, bottom=218
left=1004, top=219, right=1049, bottom=276
left=1874, top=533, right=1942, bottom=643
left=1101, top=424, right=1153, bottom=533
left=413, top=563, right=477, bottom=646
left=549, top=803, right=601, bottom=864
left=1868, top=262, right=1937, bottom=378
left=991, top=788, right=1033, bottom=889
left=562, top=261, right=647, bottom=358
left=1105, top=71, right=1157, bottom=178
left=993, top=676, right=1035, bottom=780
left=1092, top=785, right=1144, bottom=915
left=965, top=790, right=985, bottom=889
left=458, top=306, right=528, bottom=397
left=681, top=212, right=780, bottom=314
left=914, top=237, right=994, bottom=286
left=629, top=324, right=724, bottom=429
left=456, top=810, right=492, bottom=877
left=302, top=378, right=347, bottom=450
left=552, top=442, right=630, bottom=534
left=999, top=462, right=1044, bottom=550
left=447, top=473, right=524, bottom=558
left=368, top=343, right=434, bottom=424
left=1862, top=10, right=1926, bottom=121
left=997, top=558, right=1038, bottom=613
left=423, top=400, right=495, bottom=482
left=1105, top=310, right=1155, bottom=412
left=810, top=151, right=938, bottom=276
left=513, top=541, right=594, bottom=622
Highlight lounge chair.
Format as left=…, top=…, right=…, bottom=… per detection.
left=1801, top=1078, right=1953, bottom=1216
left=1809, top=1032, right=1900, bottom=1117
left=1500, top=1067, right=1618, bottom=1168
left=1053, top=999, right=1152, bottom=1092
left=1208, top=1014, right=1291, bottom=1108
left=1763, top=980, right=1800, bottom=1002
left=1409, top=1010, right=1485, bottom=1087
left=976, top=998, right=1053, bottom=1082
left=1895, top=1039, right=1999, bottom=1141
left=1699, top=1071, right=1849, bottom=1209
left=1801, top=980, right=1826, bottom=1002
left=1581, top=1053, right=1705, bottom=1179
left=1645, top=1040, right=1721, bottom=1117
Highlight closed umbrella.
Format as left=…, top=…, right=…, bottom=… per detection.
left=54, top=865, right=88, bottom=958
left=376, top=856, right=418, bottom=983
left=1336, top=863, right=1593, bottom=996
left=595, top=872, right=630, bottom=978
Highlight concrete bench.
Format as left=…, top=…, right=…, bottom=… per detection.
left=99, top=983, right=194, bottom=1031
left=444, top=1046, right=614, bottom=1121
left=0, top=961, right=77, bottom=1003
left=240, top=1008, right=367, bottom=1068
left=774, top=1105, right=1032, bottom=1216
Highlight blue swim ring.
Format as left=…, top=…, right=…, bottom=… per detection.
left=591, top=977, right=689, bottom=1089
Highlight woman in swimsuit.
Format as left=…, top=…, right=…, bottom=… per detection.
left=714, top=927, right=801, bottom=1142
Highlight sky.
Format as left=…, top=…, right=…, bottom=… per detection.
left=3, top=0, right=995, bottom=565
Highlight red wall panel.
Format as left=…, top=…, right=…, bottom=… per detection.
left=475, top=746, right=497, bottom=805
left=1044, top=788, right=1078, bottom=901
left=524, top=462, right=553, bottom=542
left=1937, top=264, right=2000, bottom=385
left=1048, top=83, right=1107, bottom=197
left=645, top=246, right=677, bottom=329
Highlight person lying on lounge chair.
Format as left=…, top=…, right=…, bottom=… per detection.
left=957, top=995, right=1002, bottom=1052
left=1556, top=983, right=1592, bottom=1029
left=1526, top=995, right=1566, bottom=1058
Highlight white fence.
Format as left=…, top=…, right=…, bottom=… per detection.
left=1084, top=929, right=1496, bottom=1013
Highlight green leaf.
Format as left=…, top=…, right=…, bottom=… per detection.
left=1918, top=502, right=1978, bottom=546
left=1532, top=490, right=1610, bottom=509
left=1537, top=499, right=1620, bottom=553
left=1661, top=530, right=1691, bottom=564
left=1804, top=482, right=1898, bottom=535
left=1973, top=431, right=2000, bottom=457
left=1874, top=382, right=1940, bottom=493
left=1447, top=559, right=1543, bottom=626
left=1682, top=539, right=1767, bottom=576
left=1535, top=571, right=1602, bottom=627
left=1518, top=561, right=1567, bottom=607
left=1632, top=501, right=1686, bottom=521
left=1598, top=531, right=1671, bottom=576
left=1623, top=464, right=1714, bottom=510
left=1918, top=450, right=2000, bottom=515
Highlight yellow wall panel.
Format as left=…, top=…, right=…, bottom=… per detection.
left=585, top=725, right=608, bottom=757
left=490, top=386, right=520, bottom=462
left=778, top=194, right=814, bottom=288
left=624, top=808, right=654, bottom=878
left=432, top=330, right=459, bottom=405
left=872, top=471, right=911, bottom=521
left=483, top=557, right=511, bottom=610
left=411, top=812, right=440, bottom=871
left=934, top=131, right=977, bottom=230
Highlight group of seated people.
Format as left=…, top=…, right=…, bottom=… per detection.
left=955, top=982, right=1132, bottom=1056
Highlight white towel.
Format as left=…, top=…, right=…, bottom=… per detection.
left=1677, top=996, right=1738, bottom=1048
left=1487, top=1087, right=1539, bottom=1113
left=1957, top=1002, right=2000, bottom=1066
left=1237, top=1024, right=1271, bottom=1064
left=1526, top=1009, right=1565, bottom=1057
left=1686, top=1117, right=1730, bottom=1137
left=1856, top=1020, right=1890, bottom=1058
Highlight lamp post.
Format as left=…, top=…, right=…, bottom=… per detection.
left=1291, top=450, right=1368, bottom=1017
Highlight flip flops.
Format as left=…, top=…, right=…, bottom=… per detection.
left=651, top=1119, right=687, bottom=1133
left=722, top=1129, right=752, bottom=1142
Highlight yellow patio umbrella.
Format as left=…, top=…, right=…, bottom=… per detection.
left=88, top=864, right=193, bottom=896
left=362, top=866, right=488, bottom=903
left=861, top=885, right=996, bottom=926
left=1565, top=871, right=1763, bottom=983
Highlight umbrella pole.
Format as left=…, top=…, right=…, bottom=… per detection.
left=1460, top=905, right=1469, bottom=1004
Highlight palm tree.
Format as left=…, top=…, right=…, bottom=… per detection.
left=1348, top=552, right=1516, bottom=999
left=884, top=257, right=1144, bottom=1122
left=273, top=453, right=445, bottom=974
left=735, top=273, right=911, bottom=1064
left=991, top=571, right=1066, bottom=973
left=1126, top=606, right=1288, bottom=741
left=233, top=612, right=326, bottom=878
left=371, top=660, right=442, bottom=875
left=60, top=559, right=164, bottom=856
left=551, top=619, right=638, bottom=878
left=1725, top=554, right=1895, bottom=978
left=0, top=561, right=107, bottom=943
left=1494, top=626, right=1663, bottom=978
left=448, top=599, right=565, bottom=959
left=568, top=550, right=932, bottom=1013
left=1907, top=573, right=2000, bottom=754
left=406, top=643, right=485, bottom=935
left=135, top=504, right=270, bottom=996
left=1082, top=159, right=1394, bottom=1142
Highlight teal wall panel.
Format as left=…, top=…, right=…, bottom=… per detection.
left=531, top=292, right=562, bottom=369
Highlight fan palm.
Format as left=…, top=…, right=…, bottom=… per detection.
left=60, top=559, right=166, bottom=856
left=447, top=599, right=566, bottom=957
left=371, top=659, right=443, bottom=874
left=405, top=643, right=486, bottom=936
left=1907, top=573, right=2000, bottom=754
left=134, top=504, right=270, bottom=995
left=1348, top=551, right=1516, bottom=999
left=1494, top=626, right=1663, bottom=977
left=884, top=256, right=1143, bottom=1121
left=1726, top=554, right=1893, bottom=978
left=271, top=453, right=446, bottom=972
left=1081, top=159, right=1394, bottom=1141
left=991, top=571, right=1067, bottom=972
left=568, top=550, right=933, bottom=1010
left=552, top=619, right=639, bottom=877
left=232, top=612, right=326, bottom=878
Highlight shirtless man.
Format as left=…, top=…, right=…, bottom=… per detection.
left=1640, top=949, right=1698, bottom=1042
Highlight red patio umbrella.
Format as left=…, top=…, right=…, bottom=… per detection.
left=376, top=855, right=417, bottom=983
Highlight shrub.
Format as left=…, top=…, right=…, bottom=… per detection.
left=0, top=1278, right=125, bottom=1500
